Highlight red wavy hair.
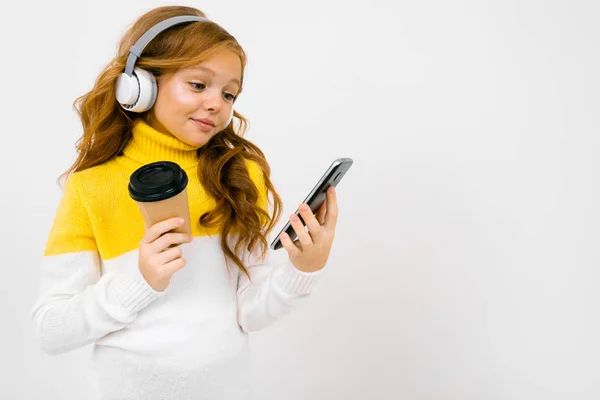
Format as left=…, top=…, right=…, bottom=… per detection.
left=58, top=5, right=283, bottom=277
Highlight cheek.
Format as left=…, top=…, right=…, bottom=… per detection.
left=164, top=82, right=199, bottom=111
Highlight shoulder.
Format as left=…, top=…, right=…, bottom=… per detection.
left=64, top=159, right=126, bottom=202
left=243, top=158, right=263, bottom=182
left=73, top=159, right=122, bottom=181
left=242, top=158, right=270, bottom=213
left=243, top=158, right=270, bottom=194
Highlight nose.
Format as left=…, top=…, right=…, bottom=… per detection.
left=203, top=89, right=225, bottom=113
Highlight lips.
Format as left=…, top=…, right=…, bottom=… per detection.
left=192, top=118, right=215, bottom=126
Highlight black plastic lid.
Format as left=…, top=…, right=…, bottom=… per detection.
left=128, top=161, right=189, bottom=202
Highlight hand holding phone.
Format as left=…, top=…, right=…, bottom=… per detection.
left=271, top=158, right=353, bottom=270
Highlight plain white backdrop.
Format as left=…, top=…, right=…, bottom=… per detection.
left=2, top=0, right=599, bottom=398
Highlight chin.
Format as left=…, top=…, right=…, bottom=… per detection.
left=186, top=133, right=213, bottom=148
left=185, top=138, right=208, bottom=148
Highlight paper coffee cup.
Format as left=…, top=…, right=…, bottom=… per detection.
left=128, top=161, right=192, bottom=236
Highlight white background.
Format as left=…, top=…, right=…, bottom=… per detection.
left=2, top=0, right=600, bottom=398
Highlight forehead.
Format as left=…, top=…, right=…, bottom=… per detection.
left=185, top=50, right=242, bottom=80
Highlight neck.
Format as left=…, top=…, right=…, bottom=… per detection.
left=122, top=120, right=200, bottom=168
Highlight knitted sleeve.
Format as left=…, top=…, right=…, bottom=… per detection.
left=30, top=172, right=164, bottom=355
left=236, top=160, right=325, bottom=333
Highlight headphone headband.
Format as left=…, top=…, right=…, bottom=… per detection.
left=124, top=15, right=208, bottom=76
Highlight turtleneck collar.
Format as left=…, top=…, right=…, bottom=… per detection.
left=122, top=120, right=200, bottom=169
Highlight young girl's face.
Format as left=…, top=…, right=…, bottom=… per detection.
left=147, top=49, right=242, bottom=147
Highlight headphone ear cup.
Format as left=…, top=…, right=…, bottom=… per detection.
left=115, top=72, right=139, bottom=106
left=116, top=68, right=157, bottom=112
left=226, top=108, right=234, bottom=127
left=130, top=68, right=157, bottom=112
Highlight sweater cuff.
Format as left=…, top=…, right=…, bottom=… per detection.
left=274, top=259, right=325, bottom=296
left=108, top=265, right=164, bottom=315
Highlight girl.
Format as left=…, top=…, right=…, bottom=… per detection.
left=31, top=5, right=339, bottom=400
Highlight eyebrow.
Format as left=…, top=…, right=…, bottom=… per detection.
left=190, top=66, right=241, bottom=87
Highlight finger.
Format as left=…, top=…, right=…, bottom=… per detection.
left=162, top=257, right=186, bottom=276
left=290, top=213, right=313, bottom=248
left=153, top=232, right=192, bottom=252
left=279, top=232, right=300, bottom=256
left=157, top=245, right=183, bottom=265
left=323, top=186, right=338, bottom=230
left=315, top=202, right=327, bottom=225
left=298, top=203, right=322, bottom=238
left=142, top=218, right=184, bottom=244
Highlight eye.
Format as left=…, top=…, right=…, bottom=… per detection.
left=190, top=82, right=205, bottom=90
left=223, top=92, right=236, bottom=102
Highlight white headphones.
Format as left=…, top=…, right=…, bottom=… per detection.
left=115, top=15, right=235, bottom=127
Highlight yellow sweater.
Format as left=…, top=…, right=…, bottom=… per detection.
left=31, top=120, right=323, bottom=399
left=43, top=119, right=269, bottom=260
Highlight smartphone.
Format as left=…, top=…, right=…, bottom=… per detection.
left=270, top=157, right=354, bottom=250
